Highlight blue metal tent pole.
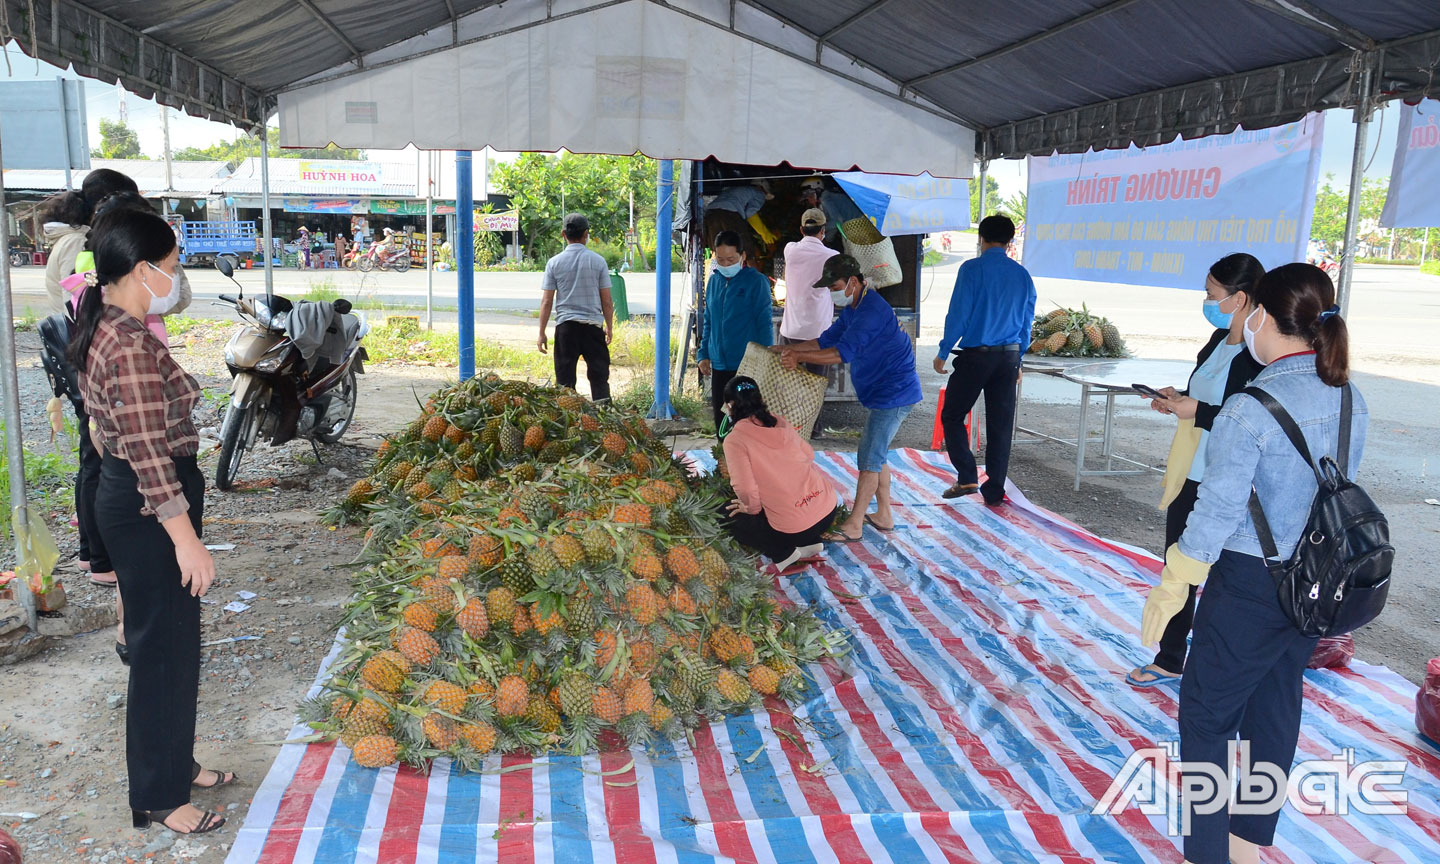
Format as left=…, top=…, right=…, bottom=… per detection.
left=456, top=150, right=475, bottom=380
left=650, top=159, right=675, bottom=419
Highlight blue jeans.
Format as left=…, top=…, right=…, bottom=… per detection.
left=857, top=403, right=914, bottom=473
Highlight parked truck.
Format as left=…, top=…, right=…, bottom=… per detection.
left=176, top=219, right=258, bottom=269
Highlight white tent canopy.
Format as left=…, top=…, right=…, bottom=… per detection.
left=278, top=0, right=974, bottom=177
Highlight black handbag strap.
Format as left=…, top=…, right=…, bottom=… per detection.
left=1242, top=383, right=1353, bottom=568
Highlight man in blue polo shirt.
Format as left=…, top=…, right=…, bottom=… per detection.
left=779, top=254, right=922, bottom=542
left=935, top=215, right=1037, bottom=505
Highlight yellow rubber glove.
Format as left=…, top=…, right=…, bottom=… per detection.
left=1139, top=544, right=1211, bottom=646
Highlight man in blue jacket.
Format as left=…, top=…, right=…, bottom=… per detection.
left=697, top=230, right=774, bottom=428
left=780, top=254, right=922, bottom=541
left=935, top=215, right=1036, bottom=505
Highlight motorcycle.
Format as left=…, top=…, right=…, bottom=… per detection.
left=212, top=258, right=370, bottom=490
left=356, top=242, right=411, bottom=273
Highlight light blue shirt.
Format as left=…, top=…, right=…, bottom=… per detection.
left=1178, top=353, right=1368, bottom=564
left=1186, top=340, right=1245, bottom=483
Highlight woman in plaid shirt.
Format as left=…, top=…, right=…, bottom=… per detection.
left=67, top=207, right=230, bottom=836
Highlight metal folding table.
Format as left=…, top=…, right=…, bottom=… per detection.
left=1014, top=357, right=1196, bottom=490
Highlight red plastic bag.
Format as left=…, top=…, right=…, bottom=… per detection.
left=0, top=827, right=20, bottom=864
left=1417, top=658, right=1440, bottom=743
left=1308, top=634, right=1355, bottom=669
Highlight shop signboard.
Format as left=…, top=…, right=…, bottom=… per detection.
left=283, top=197, right=368, bottom=214
left=475, top=210, right=520, bottom=232
left=371, top=199, right=458, bottom=216
left=1024, top=115, right=1323, bottom=289
left=1380, top=99, right=1440, bottom=228
left=296, top=160, right=385, bottom=192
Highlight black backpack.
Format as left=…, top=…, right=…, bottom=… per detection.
left=37, top=312, right=83, bottom=414
left=1245, top=385, right=1393, bottom=638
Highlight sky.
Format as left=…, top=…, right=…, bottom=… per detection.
left=0, top=43, right=1407, bottom=200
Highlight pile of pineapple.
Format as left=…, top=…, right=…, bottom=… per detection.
left=312, top=374, right=839, bottom=770
left=1027, top=306, right=1126, bottom=358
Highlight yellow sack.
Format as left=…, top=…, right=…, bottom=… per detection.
left=1159, top=418, right=1201, bottom=510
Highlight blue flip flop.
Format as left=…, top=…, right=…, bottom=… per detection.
left=1125, top=665, right=1182, bottom=688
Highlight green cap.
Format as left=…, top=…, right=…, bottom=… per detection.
left=812, top=254, right=863, bottom=288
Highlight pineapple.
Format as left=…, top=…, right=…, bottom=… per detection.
left=455, top=440, right=476, bottom=462
left=510, top=605, right=533, bottom=636
left=361, top=651, right=410, bottom=693
left=499, top=424, right=524, bottom=458
left=456, top=599, right=491, bottom=640
left=410, top=480, right=435, bottom=501
left=647, top=701, right=674, bottom=731
left=422, top=713, right=459, bottom=748
left=524, top=424, right=547, bottom=452
left=419, top=577, right=457, bottom=614
left=564, top=599, right=596, bottom=640
left=627, top=584, right=661, bottom=626
left=556, top=392, right=587, bottom=412
left=404, top=465, right=428, bottom=493
left=677, top=653, right=713, bottom=696
left=631, top=551, right=663, bottom=582
left=580, top=526, right=612, bottom=564
left=594, top=629, right=619, bottom=667
left=748, top=665, right=780, bottom=695
left=540, top=441, right=569, bottom=463
left=558, top=672, right=594, bottom=719
left=345, top=480, right=376, bottom=506
left=713, top=668, right=752, bottom=704
left=352, top=735, right=401, bottom=768
left=667, top=584, right=697, bottom=616
left=480, top=419, right=502, bottom=450
left=423, top=415, right=449, bottom=442
left=1044, top=331, right=1068, bottom=353
left=499, top=559, right=534, bottom=596
left=403, top=602, right=438, bottom=633
left=1101, top=322, right=1124, bottom=354
left=486, top=587, right=518, bottom=627
left=437, top=555, right=468, bottom=583
left=1083, top=322, right=1103, bottom=350
left=601, top=432, right=627, bottom=460
left=592, top=686, right=623, bottom=724
left=531, top=603, right=564, bottom=637
left=1065, top=329, right=1084, bottom=352
left=525, top=546, right=561, bottom=583
left=468, top=679, right=495, bottom=702
left=444, top=424, right=466, bottom=446
left=665, top=545, right=700, bottom=581
left=638, top=480, right=678, bottom=506
left=496, top=675, right=529, bottom=717
left=516, top=488, right=554, bottom=526
left=385, top=460, right=414, bottom=488
left=579, top=414, right=601, bottom=433
left=421, top=680, right=467, bottom=714
left=1045, top=308, right=1069, bottom=322
left=398, top=628, right=442, bottom=667
left=623, top=678, right=655, bottom=716
left=629, top=639, right=657, bottom=675
left=339, top=698, right=391, bottom=748
left=459, top=721, right=498, bottom=754
left=613, top=502, right=652, bottom=526
left=468, top=533, right=504, bottom=570
left=550, top=535, right=584, bottom=570
left=699, top=549, right=727, bottom=588
left=628, top=452, right=653, bottom=475
left=524, top=695, right=562, bottom=733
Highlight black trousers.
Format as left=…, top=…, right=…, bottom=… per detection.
left=941, top=350, right=1021, bottom=503
left=725, top=506, right=837, bottom=562
left=553, top=321, right=611, bottom=401
left=1152, top=478, right=1202, bottom=674
left=710, top=368, right=737, bottom=431
left=95, top=454, right=204, bottom=812
left=74, top=408, right=112, bottom=572
left=1179, top=550, right=1317, bottom=864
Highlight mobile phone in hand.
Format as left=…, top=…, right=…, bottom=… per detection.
left=1131, top=383, right=1165, bottom=399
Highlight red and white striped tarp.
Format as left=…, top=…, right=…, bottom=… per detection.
left=226, top=449, right=1440, bottom=864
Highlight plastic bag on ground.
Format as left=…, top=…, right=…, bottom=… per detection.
left=1417, top=657, right=1440, bottom=743
left=1308, top=634, right=1355, bottom=669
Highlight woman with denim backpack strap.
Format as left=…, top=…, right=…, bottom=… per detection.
left=1139, top=263, right=1367, bottom=864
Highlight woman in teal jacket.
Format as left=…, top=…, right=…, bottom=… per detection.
left=697, top=230, right=774, bottom=428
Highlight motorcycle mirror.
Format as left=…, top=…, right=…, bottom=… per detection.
left=216, top=258, right=244, bottom=300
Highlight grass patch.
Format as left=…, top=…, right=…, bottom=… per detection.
left=1420, top=261, right=1440, bottom=277
left=615, top=378, right=712, bottom=430
left=165, top=315, right=211, bottom=337
left=364, top=321, right=553, bottom=378
left=1355, top=257, right=1418, bottom=266
left=0, top=420, right=79, bottom=540
left=610, top=319, right=681, bottom=369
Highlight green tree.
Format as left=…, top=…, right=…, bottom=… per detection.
left=91, top=118, right=144, bottom=159
left=1310, top=174, right=1348, bottom=247
left=173, top=127, right=365, bottom=170
left=492, top=152, right=657, bottom=262
left=1002, top=190, right=1028, bottom=223
left=969, top=175, right=1001, bottom=223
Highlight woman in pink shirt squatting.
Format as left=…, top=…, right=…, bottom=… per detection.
left=720, top=376, right=839, bottom=572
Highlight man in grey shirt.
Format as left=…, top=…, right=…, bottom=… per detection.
left=538, top=213, right=615, bottom=400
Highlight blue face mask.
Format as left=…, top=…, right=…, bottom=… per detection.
left=1202, top=295, right=1234, bottom=329
left=715, top=262, right=743, bottom=278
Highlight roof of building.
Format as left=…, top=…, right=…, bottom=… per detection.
left=2, top=159, right=231, bottom=196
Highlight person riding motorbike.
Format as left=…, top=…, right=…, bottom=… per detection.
left=369, top=228, right=401, bottom=265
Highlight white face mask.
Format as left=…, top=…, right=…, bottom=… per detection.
left=1242, top=306, right=1267, bottom=364
left=831, top=280, right=855, bottom=307
left=142, top=261, right=181, bottom=316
